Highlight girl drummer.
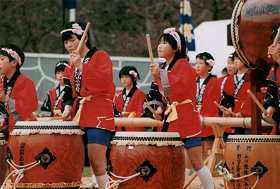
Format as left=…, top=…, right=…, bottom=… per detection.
left=113, top=65, right=146, bottom=131
left=60, top=21, right=116, bottom=189
left=150, top=28, right=214, bottom=188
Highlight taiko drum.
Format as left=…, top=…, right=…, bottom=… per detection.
left=222, top=135, right=280, bottom=189
left=9, top=121, right=84, bottom=188
left=231, top=0, right=280, bottom=69
left=110, top=132, right=185, bottom=189
left=0, top=129, right=8, bottom=185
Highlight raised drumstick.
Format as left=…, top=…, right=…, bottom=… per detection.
left=146, top=34, right=155, bottom=65
left=268, top=27, right=280, bottom=59
left=76, top=22, right=91, bottom=52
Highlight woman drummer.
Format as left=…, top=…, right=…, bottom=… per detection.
left=60, top=21, right=116, bottom=189
left=150, top=28, right=214, bottom=188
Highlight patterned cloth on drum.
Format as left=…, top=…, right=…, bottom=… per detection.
left=222, top=135, right=280, bottom=189
left=109, top=132, right=185, bottom=189
left=8, top=121, right=84, bottom=189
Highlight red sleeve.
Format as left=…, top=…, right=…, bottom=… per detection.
left=82, top=51, right=115, bottom=98
left=8, top=75, right=38, bottom=129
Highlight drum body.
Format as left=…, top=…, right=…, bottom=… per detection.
left=110, top=132, right=185, bottom=189
left=223, top=135, right=280, bottom=189
left=231, top=0, right=280, bottom=69
left=9, top=121, right=84, bottom=188
left=0, top=129, right=8, bottom=185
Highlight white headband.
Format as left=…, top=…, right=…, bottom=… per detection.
left=1, top=48, right=22, bottom=66
left=60, top=23, right=84, bottom=36
left=56, top=62, right=68, bottom=67
left=163, top=27, right=182, bottom=51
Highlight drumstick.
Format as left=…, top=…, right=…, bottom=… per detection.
left=76, top=22, right=91, bottom=52
left=146, top=34, right=155, bottom=65
left=221, top=105, right=236, bottom=116
left=268, top=27, right=280, bottom=59
left=247, top=89, right=267, bottom=114
left=214, top=101, right=227, bottom=114
left=145, top=102, right=157, bottom=115
left=214, top=101, right=236, bottom=116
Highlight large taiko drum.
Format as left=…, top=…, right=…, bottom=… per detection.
left=110, top=132, right=185, bottom=189
left=231, top=0, right=280, bottom=69
left=222, top=135, right=280, bottom=189
left=9, top=121, right=84, bottom=188
left=0, top=129, right=8, bottom=185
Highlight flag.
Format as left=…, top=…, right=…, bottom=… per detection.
left=179, top=0, right=196, bottom=51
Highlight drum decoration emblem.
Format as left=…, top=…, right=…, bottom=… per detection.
left=135, top=159, right=157, bottom=182
left=35, top=147, right=56, bottom=169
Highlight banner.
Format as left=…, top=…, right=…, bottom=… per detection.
left=179, top=0, right=196, bottom=51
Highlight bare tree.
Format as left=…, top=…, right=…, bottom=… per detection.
left=0, top=0, right=237, bottom=56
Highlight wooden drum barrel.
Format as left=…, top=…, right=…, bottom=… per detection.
left=222, top=135, right=280, bottom=189
left=110, top=132, right=185, bottom=189
left=231, top=0, right=280, bottom=70
left=0, top=129, right=8, bottom=185
left=9, top=121, right=84, bottom=188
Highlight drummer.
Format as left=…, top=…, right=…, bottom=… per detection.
left=113, top=66, right=146, bottom=131
left=0, top=44, right=38, bottom=134
left=150, top=28, right=214, bottom=189
left=267, top=25, right=280, bottom=92
left=0, top=44, right=38, bottom=184
left=60, top=21, right=116, bottom=189
left=40, top=60, right=69, bottom=117
left=220, top=52, right=251, bottom=134
left=263, top=25, right=280, bottom=134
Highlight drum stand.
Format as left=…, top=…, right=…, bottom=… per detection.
left=183, top=125, right=226, bottom=188
left=184, top=70, right=274, bottom=188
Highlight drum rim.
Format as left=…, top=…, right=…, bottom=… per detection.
left=15, top=121, right=79, bottom=126
left=114, top=131, right=181, bottom=138
left=228, top=135, right=280, bottom=139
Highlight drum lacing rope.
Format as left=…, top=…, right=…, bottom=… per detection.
left=218, top=166, right=259, bottom=189
left=105, top=172, right=141, bottom=189
left=0, top=159, right=40, bottom=189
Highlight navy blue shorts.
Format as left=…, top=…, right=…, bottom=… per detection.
left=182, top=137, right=202, bottom=148
left=86, top=128, right=112, bottom=147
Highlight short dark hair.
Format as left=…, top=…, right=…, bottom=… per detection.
left=0, top=44, right=25, bottom=69
left=119, top=66, right=140, bottom=86
left=159, top=30, right=187, bottom=61
left=55, top=60, right=69, bottom=74
left=61, top=21, right=92, bottom=49
left=196, top=52, right=215, bottom=71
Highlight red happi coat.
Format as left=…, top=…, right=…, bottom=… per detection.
left=0, top=74, right=38, bottom=132
left=155, top=58, right=202, bottom=139
left=223, top=73, right=251, bottom=116
left=217, top=76, right=234, bottom=134
left=114, top=88, right=146, bottom=131
left=64, top=50, right=116, bottom=131
left=196, top=76, right=220, bottom=137
left=41, top=86, right=64, bottom=116
left=268, top=65, right=280, bottom=93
